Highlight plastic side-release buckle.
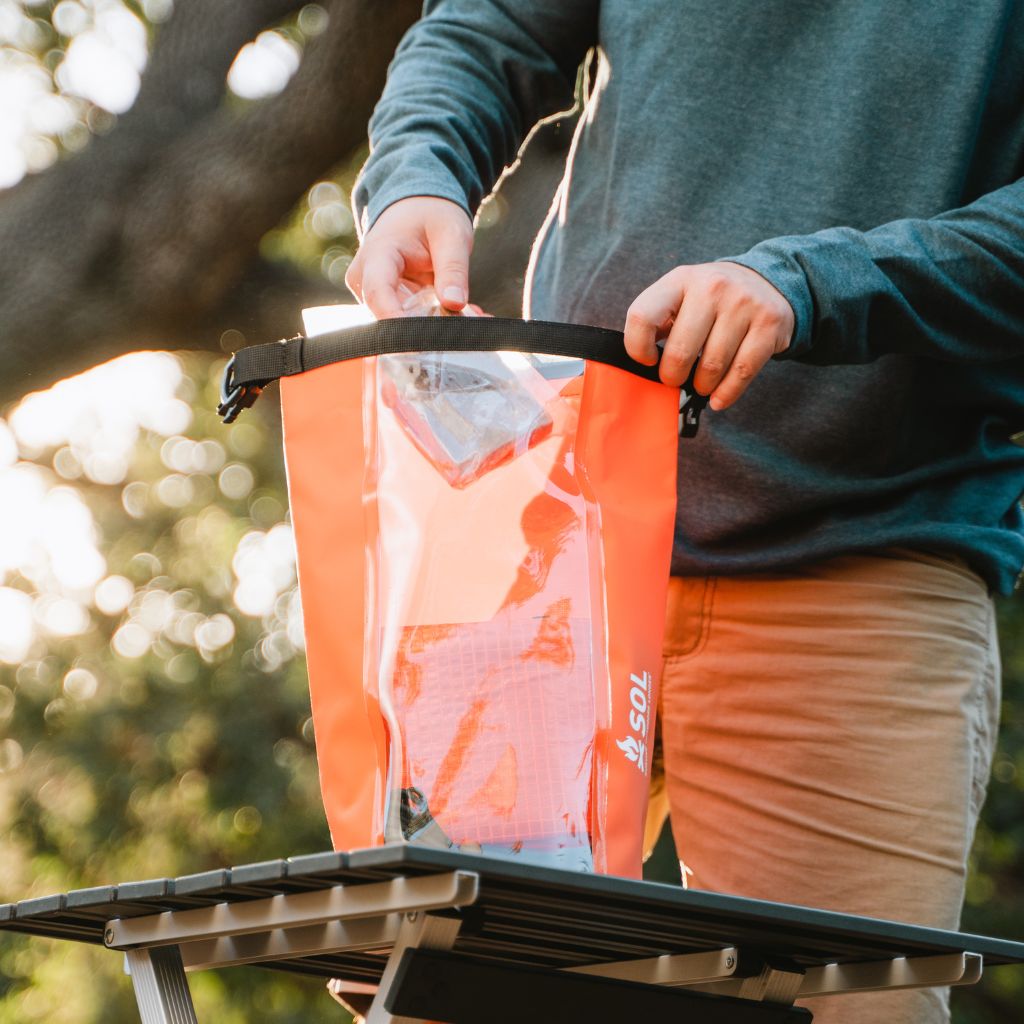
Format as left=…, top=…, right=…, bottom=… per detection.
left=679, top=385, right=708, bottom=438
left=217, top=356, right=264, bottom=424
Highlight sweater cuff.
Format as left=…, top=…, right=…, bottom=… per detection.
left=717, top=247, right=816, bottom=359
left=354, top=168, right=474, bottom=240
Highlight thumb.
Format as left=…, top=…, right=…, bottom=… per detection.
left=429, top=222, right=472, bottom=312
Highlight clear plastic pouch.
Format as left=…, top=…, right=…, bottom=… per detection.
left=368, top=343, right=596, bottom=869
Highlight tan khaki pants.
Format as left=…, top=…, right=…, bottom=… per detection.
left=655, top=550, right=1001, bottom=1024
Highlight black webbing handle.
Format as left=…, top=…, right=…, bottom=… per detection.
left=217, top=316, right=707, bottom=435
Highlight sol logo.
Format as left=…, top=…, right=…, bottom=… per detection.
left=616, top=670, right=652, bottom=774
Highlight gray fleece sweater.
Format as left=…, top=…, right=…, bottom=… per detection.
left=354, top=0, right=1024, bottom=593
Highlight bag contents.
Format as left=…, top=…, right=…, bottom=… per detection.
left=369, top=339, right=596, bottom=869
left=379, top=351, right=553, bottom=488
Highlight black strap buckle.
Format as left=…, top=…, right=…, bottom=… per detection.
left=217, top=356, right=263, bottom=424
left=679, top=386, right=708, bottom=438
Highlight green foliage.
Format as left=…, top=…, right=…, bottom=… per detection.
left=0, top=5, right=369, bottom=1010
left=0, top=354, right=347, bottom=1021
left=953, top=599, right=1024, bottom=1020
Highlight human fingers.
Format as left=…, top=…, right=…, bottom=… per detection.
left=427, top=215, right=473, bottom=312
left=357, top=248, right=405, bottom=319
left=623, top=268, right=688, bottom=367
left=689, top=265, right=796, bottom=398
left=709, top=324, right=789, bottom=410
left=344, top=248, right=365, bottom=303
left=345, top=245, right=412, bottom=305
left=689, top=306, right=749, bottom=397
left=658, top=288, right=718, bottom=389
left=348, top=196, right=467, bottom=316
left=631, top=262, right=795, bottom=397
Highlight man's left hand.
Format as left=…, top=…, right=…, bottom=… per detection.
left=624, top=263, right=795, bottom=410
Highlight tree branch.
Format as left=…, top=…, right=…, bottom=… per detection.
left=0, top=0, right=420, bottom=404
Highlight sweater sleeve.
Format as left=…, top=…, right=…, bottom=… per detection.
left=722, top=176, right=1024, bottom=365
left=352, top=0, right=598, bottom=234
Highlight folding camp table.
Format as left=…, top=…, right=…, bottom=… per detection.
left=2, top=844, right=1022, bottom=1023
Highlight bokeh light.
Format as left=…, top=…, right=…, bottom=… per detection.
left=0, top=588, right=33, bottom=664
left=55, top=1, right=147, bottom=114
left=0, top=3, right=365, bottom=1017
left=0, top=0, right=330, bottom=193
left=232, top=524, right=296, bottom=618
left=227, top=29, right=301, bottom=100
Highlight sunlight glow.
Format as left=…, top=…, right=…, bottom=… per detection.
left=11, top=351, right=189, bottom=470
left=0, top=352, right=194, bottom=664
left=36, top=595, right=91, bottom=636
left=233, top=525, right=297, bottom=618
left=0, top=52, right=70, bottom=187
left=0, top=0, right=146, bottom=187
left=94, top=574, right=134, bottom=615
left=227, top=30, right=301, bottom=101
left=63, top=666, right=99, bottom=700
left=0, top=421, right=18, bottom=468
left=0, top=587, right=33, bottom=664
left=301, top=303, right=374, bottom=337
left=55, top=2, right=148, bottom=114
left=0, top=469, right=103, bottom=593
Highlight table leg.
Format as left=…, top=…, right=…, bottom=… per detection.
left=125, top=945, right=199, bottom=1024
left=364, top=913, right=462, bottom=1024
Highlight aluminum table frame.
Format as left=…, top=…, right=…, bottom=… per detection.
left=2, top=845, right=1022, bottom=1023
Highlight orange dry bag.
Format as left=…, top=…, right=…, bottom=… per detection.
left=219, top=314, right=688, bottom=878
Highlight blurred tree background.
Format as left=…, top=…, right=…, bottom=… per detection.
left=0, top=2, right=1020, bottom=1022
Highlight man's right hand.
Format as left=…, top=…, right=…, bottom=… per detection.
left=345, top=196, right=474, bottom=318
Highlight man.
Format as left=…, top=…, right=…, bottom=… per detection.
left=344, top=3, right=1024, bottom=1021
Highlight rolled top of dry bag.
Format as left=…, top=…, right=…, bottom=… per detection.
left=217, top=315, right=708, bottom=437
